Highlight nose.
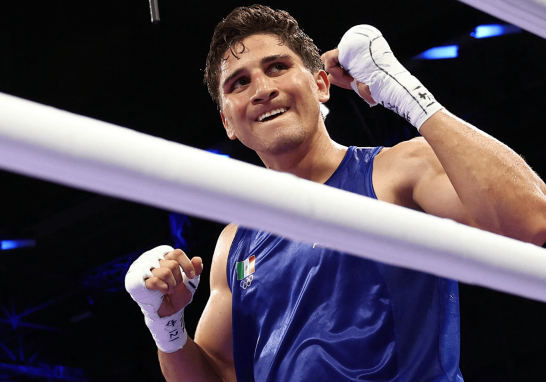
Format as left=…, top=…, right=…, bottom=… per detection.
left=250, top=73, right=279, bottom=104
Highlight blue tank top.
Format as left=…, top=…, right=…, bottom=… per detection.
left=227, top=146, right=464, bottom=382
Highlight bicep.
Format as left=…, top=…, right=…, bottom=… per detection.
left=413, top=162, right=475, bottom=226
left=194, top=224, right=237, bottom=382
left=374, top=139, right=475, bottom=226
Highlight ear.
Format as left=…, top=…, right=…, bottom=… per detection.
left=220, top=111, right=237, bottom=140
left=315, top=70, right=330, bottom=103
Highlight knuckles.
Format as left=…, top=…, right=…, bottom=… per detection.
left=126, top=245, right=201, bottom=314
left=145, top=276, right=168, bottom=292
left=159, top=259, right=181, bottom=273
left=152, top=266, right=173, bottom=280
left=146, top=247, right=202, bottom=279
left=321, top=49, right=340, bottom=67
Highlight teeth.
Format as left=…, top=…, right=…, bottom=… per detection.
left=258, top=108, right=287, bottom=122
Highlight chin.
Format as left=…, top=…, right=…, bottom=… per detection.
left=264, top=130, right=306, bottom=156
left=267, top=140, right=303, bottom=155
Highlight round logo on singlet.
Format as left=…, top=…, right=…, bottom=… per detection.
left=240, top=275, right=254, bottom=290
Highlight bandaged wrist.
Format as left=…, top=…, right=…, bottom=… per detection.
left=145, top=308, right=187, bottom=353
left=143, top=270, right=199, bottom=352
left=125, top=245, right=200, bottom=353
left=338, top=25, right=443, bottom=130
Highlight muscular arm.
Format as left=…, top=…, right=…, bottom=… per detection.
left=373, top=118, right=546, bottom=246
left=418, top=110, right=546, bottom=245
left=322, top=34, right=546, bottom=246
left=373, top=138, right=472, bottom=225
left=159, top=224, right=238, bottom=382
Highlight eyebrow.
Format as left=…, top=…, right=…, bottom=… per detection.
left=221, top=54, right=294, bottom=90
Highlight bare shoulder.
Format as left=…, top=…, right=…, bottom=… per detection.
left=209, top=223, right=238, bottom=290
left=373, top=138, right=473, bottom=224
left=373, top=137, right=443, bottom=210
left=213, top=223, right=238, bottom=260
left=376, top=137, right=435, bottom=164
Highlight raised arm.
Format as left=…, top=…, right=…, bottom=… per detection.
left=418, top=110, right=546, bottom=244
left=126, top=224, right=237, bottom=382
left=322, top=25, right=546, bottom=246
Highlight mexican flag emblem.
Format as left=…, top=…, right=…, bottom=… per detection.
left=236, top=255, right=256, bottom=280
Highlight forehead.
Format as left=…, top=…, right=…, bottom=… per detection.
left=220, top=34, right=303, bottom=78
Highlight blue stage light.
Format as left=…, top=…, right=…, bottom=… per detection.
left=1, top=239, right=36, bottom=250
left=415, top=45, right=459, bottom=60
left=471, top=24, right=522, bottom=39
left=169, top=213, right=191, bottom=251
left=206, top=149, right=230, bottom=158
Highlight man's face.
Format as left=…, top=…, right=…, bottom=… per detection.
left=219, top=34, right=329, bottom=157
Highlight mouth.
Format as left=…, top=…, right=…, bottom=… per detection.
left=257, top=107, right=290, bottom=122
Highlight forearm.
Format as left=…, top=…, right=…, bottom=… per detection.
left=420, top=109, right=546, bottom=244
left=331, top=25, right=546, bottom=245
left=159, top=337, right=225, bottom=382
left=125, top=246, right=230, bottom=381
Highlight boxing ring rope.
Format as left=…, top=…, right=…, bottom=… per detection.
left=1, top=91, right=546, bottom=302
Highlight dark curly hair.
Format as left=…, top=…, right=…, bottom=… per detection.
left=204, top=4, right=324, bottom=110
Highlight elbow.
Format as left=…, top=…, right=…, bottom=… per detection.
left=477, top=207, right=546, bottom=246
left=524, top=202, right=546, bottom=246
left=471, top=187, right=546, bottom=246
left=517, top=227, right=546, bottom=247
left=501, top=213, right=546, bottom=247
left=516, top=188, right=546, bottom=246
left=528, top=217, right=546, bottom=247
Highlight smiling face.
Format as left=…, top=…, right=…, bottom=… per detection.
left=219, top=34, right=330, bottom=158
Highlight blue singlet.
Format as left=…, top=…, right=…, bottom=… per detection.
left=227, top=146, right=464, bottom=382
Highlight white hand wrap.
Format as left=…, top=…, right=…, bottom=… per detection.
left=338, top=25, right=443, bottom=130
left=125, top=245, right=200, bottom=353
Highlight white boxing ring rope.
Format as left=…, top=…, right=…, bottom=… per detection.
left=1, top=91, right=546, bottom=302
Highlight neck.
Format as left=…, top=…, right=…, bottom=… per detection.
left=258, top=126, right=348, bottom=184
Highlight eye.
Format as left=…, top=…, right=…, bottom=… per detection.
left=232, top=77, right=249, bottom=90
left=270, top=63, right=287, bottom=73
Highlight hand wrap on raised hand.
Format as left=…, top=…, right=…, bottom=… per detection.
left=338, top=25, right=443, bottom=130
left=125, top=245, right=200, bottom=353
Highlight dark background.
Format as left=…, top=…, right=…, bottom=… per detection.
left=1, top=0, right=546, bottom=381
